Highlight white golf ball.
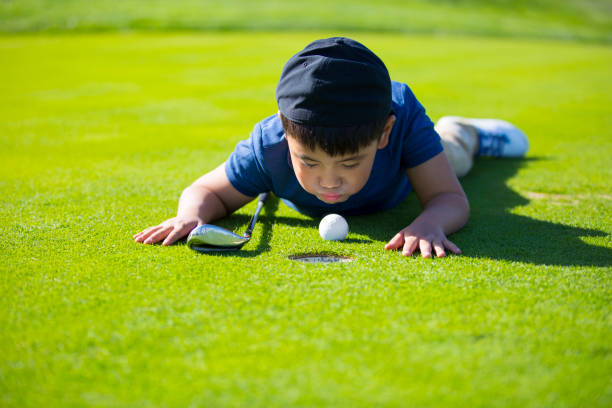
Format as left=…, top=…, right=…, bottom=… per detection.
left=319, top=214, right=349, bottom=241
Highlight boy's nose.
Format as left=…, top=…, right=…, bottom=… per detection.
left=319, top=173, right=342, bottom=189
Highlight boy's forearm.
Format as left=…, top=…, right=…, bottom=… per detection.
left=414, top=192, right=470, bottom=235
left=177, top=184, right=229, bottom=224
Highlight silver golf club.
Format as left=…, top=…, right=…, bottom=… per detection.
left=187, top=192, right=269, bottom=253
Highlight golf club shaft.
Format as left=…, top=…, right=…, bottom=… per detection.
left=244, top=192, right=269, bottom=238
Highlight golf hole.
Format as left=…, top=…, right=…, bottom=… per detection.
left=288, top=253, right=354, bottom=263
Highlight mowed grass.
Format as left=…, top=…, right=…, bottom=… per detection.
left=1, top=0, right=611, bottom=43
left=0, top=32, right=611, bottom=407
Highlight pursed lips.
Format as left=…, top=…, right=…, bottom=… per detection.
left=320, top=192, right=343, bottom=202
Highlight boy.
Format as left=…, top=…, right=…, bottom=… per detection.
left=134, top=37, right=528, bottom=258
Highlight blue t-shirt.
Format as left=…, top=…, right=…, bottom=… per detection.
left=225, top=81, right=443, bottom=217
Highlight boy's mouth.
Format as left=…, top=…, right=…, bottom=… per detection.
left=320, top=193, right=343, bottom=203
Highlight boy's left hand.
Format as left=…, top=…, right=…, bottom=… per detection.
left=384, top=218, right=462, bottom=258
left=388, top=152, right=468, bottom=258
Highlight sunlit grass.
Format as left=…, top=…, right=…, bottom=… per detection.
left=0, top=0, right=611, bottom=42
left=1, top=32, right=611, bottom=407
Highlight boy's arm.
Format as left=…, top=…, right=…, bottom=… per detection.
left=385, top=152, right=469, bottom=258
left=133, top=162, right=255, bottom=246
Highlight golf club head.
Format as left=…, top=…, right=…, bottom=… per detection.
left=187, top=224, right=250, bottom=251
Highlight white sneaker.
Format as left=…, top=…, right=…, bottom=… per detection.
left=465, top=118, right=529, bottom=157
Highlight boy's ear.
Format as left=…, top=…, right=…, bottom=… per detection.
left=377, top=115, right=396, bottom=149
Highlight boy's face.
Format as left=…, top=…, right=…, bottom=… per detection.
left=285, top=115, right=395, bottom=204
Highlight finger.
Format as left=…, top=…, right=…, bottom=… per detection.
left=134, top=226, right=162, bottom=242
left=134, top=228, right=153, bottom=239
left=143, top=226, right=172, bottom=244
left=133, top=225, right=157, bottom=239
left=385, top=232, right=405, bottom=250
left=135, top=225, right=161, bottom=237
left=433, top=240, right=446, bottom=258
left=419, top=239, right=432, bottom=258
left=162, top=226, right=190, bottom=246
left=134, top=231, right=151, bottom=242
left=443, top=238, right=462, bottom=254
left=402, top=236, right=419, bottom=256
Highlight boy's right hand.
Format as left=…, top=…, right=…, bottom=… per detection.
left=133, top=216, right=200, bottom=246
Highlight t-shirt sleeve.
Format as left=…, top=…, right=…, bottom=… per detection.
left=398, top=85, right=443, bottom=168
left=224, top=123, right=272, bottom=197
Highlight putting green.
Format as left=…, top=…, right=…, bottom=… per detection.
left=1, top=32, right=611, bottom=407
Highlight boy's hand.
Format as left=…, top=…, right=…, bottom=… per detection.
left=133, top=216, right=200, bottom=246
left=384, top=218, right=461, bottom=258
left=388, top=152, right=468, bottom=258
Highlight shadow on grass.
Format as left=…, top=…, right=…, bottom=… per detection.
left=188, top=195, right=374, bottom=258
left=185, top=194, right=285, bottom=258
left=355, top=157, right=611, bottom=267
left=459, top=158, right=611, bottom=267
left=191, top=159, right=611, bottom=266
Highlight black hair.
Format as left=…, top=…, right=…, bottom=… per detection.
left=280, top=112, right=389, bottom=157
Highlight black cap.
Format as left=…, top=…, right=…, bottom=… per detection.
left=276, top=37, right=392, bottom=127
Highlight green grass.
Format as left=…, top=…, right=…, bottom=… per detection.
left=1, top=31, right=611, bottom=407
left=1, top=0, right=611, bottom=42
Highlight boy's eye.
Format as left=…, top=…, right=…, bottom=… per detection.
left=303, top=161, right=318, bottom=168
left=342, top=163, right=359, bottom=169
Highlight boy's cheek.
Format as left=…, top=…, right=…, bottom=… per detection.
left=292, top=166, right=316, bottom=192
